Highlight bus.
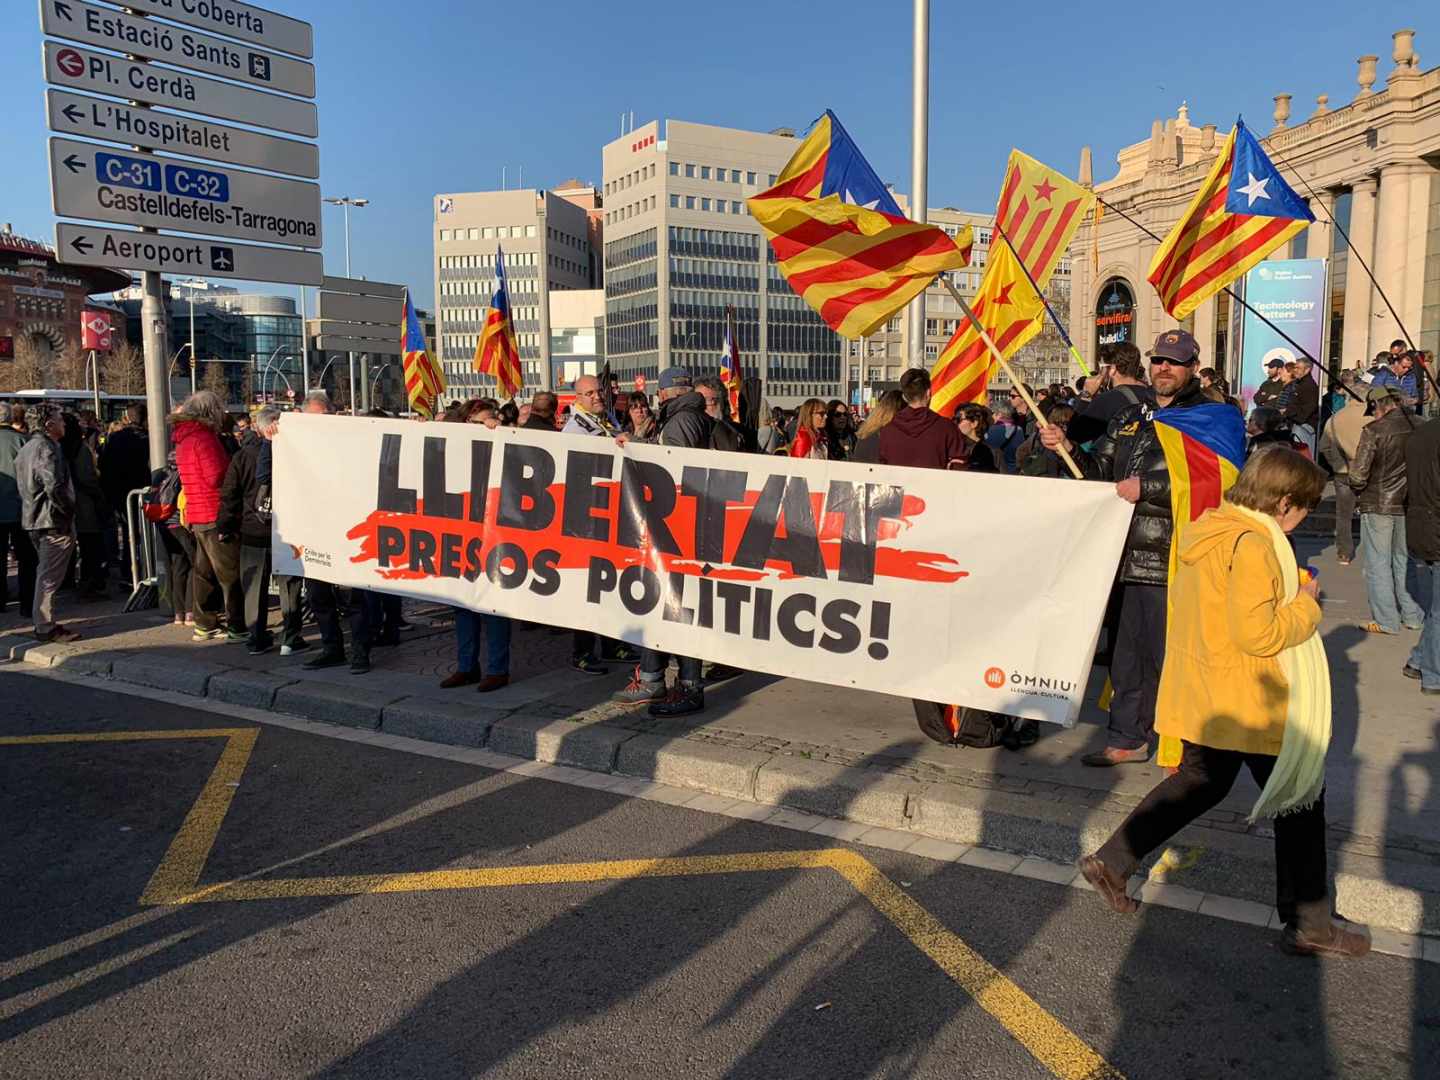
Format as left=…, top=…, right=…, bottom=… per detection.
left=6, top=390, right=147, bottom=424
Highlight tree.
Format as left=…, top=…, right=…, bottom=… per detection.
left=102, top=340, right=146, bottom=396
left=51, top=341, right=92, bottom=392
left=0, top=334, right=47, bottom=393
left=201, top=360, right=229, bottom=405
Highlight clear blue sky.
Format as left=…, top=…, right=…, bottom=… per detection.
left=1, top=1, right=1431, bottom=311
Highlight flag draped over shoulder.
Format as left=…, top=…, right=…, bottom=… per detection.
left=930, top=151, right=1093, bottom=417
left=748, top=110, right=971, bottom=339
left=1152, top=400, right=1247, bottom=767
left=1147, top=119, right=1314, bottom=319
left=401, top=291, right=444, bottom=419
left=473, top=246, right=523, bottom=399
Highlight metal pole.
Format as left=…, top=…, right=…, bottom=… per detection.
left=141, top=270, right=169, bottom=469
left=299, top=286, right=310, bottom=392
left=89, top=350, right=100, bottom=418
left=343, top=202, right=355, bottom=413
left=908, top=0, right=929, bottom=372
left=188, top=291, right=197, bottom=394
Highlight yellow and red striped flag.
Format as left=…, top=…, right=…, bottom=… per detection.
left=473, top=245, right=523, bottom=399
left=1148, top=118, right=1313, bottom=319
left=929, top=151, right=1093, bottom=416
left=401, top=291, right=444, bottom=419
left=748, top=111, right=971, bottom=339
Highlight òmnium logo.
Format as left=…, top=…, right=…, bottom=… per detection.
left=301, top=548, right=333, bottom=569
left=983, top=666, right=1075, bottom=701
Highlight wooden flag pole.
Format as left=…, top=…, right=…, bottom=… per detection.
left=940, top=277, right=1084, bottom=480
left=991, top=223, right=1093, bottom=377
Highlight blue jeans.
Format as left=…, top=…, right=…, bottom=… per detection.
left=1409, top=562, right=1440, bottom=690
left=639, top=648, right=701, bottom=689
left=1359, top=513, right=1424, bottom=631
left=455, top=609, right=511, bottom=676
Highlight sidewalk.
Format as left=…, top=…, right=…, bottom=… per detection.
left=4, top=532, right=1438, bottom=935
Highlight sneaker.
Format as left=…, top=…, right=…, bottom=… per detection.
left=649, top=684, right=704, bottom=717
left=224, top=628, right=247, bottom=643
left=280, top=639, right=311, bottom=657
left=302, top=650, right=347, bottom=671
left=613, top=668, right=666, bottom=705
left=570, top=656, right=609, bottom=676
left=192, top=628, right=223, bottom=642
left=184, top=614, right=195, bottom=627
left=1404, top=665, right=1422, bottom=680
left=247, top=636, right=274, bottom=656
left=349, top=653, right=371, bottom=675
left=1280, top=920, right=1371, bottom=959
left=173, top=615, right=185, bottom=626
left=606, top=643, right=638, bottom=662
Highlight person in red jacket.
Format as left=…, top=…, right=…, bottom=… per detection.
left=171, top=391, right=244, bottom=640
left=788, top=398, right=829, bottom=459
left=877, top=368, right=964, bottom=470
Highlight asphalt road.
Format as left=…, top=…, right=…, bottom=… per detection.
left=1, top=671, right=1436, bottom=1080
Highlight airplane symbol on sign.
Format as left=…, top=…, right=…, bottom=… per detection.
left=209, top=246, right=235, bottom=272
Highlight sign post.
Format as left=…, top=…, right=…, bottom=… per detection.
left=39, top=1, right=318, bottom=467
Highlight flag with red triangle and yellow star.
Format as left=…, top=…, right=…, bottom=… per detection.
left=929, top=151, right=1094, bottom=416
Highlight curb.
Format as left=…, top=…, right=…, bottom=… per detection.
left=24, top=645, right=1440, bottom=938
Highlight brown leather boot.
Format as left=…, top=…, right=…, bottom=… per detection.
left=1281, top=921, right=1372, bottom=958
left=1078, top=853, right=1139, bottom=914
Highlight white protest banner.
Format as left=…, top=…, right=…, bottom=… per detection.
left=272, top=415, right=1134, bottom=725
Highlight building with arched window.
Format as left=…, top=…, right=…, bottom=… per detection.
left=1069, top=28, right=1440, bottom=378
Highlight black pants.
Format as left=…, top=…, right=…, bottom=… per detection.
left=307, top=582, right=381, bottom=658
left=0, top=523, right=37, bottom=616
left=76, top=531, right=106, bottom=591
left=1097, top=740, right=1330, bottom=931
left=238, top=544, right=274, bottom=645
left=1108, top=583, right=1167, bottom=750
left=274, top=574, right=305, bottom=646
left=191, top=525, right=244, bottom=632
left=155, top=525, right=195, bottom=619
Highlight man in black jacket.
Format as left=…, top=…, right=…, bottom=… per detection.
left=1405, top=415, right=1440, bottom=694
left=1351, top=387, right=1424, bottom=634
left=1042, top=329, right=1209, bottom=765
left=1280, top=357, right=1321, bottom=455
left=613, top=367, right=713, bottom=717
left=1252, top=357, right=1287, bottom=408
left=219, top=407, right=281, bottom=654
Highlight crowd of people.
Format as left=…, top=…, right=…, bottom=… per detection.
left=2, top=330, right=1436, bottom=957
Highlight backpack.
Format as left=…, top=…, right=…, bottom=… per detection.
left=143, top=466, right=182, bottom=524
left=913, top=700, right=1007, bottom=748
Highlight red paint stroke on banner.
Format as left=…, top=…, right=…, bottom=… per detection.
left=345, top=484, right=966, bottom=585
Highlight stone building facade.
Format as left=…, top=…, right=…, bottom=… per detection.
left=1069, top=28, right=1440, bottom=378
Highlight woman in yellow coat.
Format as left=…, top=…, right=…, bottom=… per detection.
left=1080, top=447, right=1371, bottom=958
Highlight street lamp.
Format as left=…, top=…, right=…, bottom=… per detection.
left=259, top=346, right=295, bottom=403
left=174, top=278, right=206, bottom=393
left=323, top=196, right=369, bottom=408
left=370, top=361, right=392, bottom=412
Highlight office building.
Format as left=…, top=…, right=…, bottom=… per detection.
left=1070, top=28, right=1440, bottom=373
left=549, top=289, right=605, bottom=389
left=433, top=188, right=596, bottom=395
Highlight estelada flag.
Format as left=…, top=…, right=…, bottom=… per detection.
left=401, top=291, right=444, bottom=419
left=748, top=110, right=971, bottom=339
left=1152, top=398, right=1246, bottom=766
left=719, top=315, right=740, bottom=418
left=930, top=151, right=1092, bottom=415
left=474, top=245, right=523, bottom=399
left=1148, top=118, right=1313, bottom=319
left=928, top=242, right=1046, bottom=417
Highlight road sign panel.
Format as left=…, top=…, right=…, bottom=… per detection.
left=40, top=0, right=316, bottom=98
left=47, top=89, right=318, bottom=178
left=43, top=41, right=317, bottom=138
left=317, top=292, right=403, bottom=325
left=107, top=0, right=312, bottom=59
left=321, top=275, right=407, bottom=300
left=56, top=223, right=324, bottom=285
left=313, top=320, right=398, bottom=342
left=50, top=137, right=322, bottom=249
left=316, top=335, right=402, bottom=356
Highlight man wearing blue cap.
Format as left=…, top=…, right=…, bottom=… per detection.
left=613, top=366, right=714, bottom=717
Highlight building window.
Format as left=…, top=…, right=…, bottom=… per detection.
left=669, top=162, right=679, bottom=176
left=685, top=164, right=695, bottom=178
left=701, top=198, right=711, bottom=211
left=731, top=201, right=742, bottom=214
left=439, top=229, right=451, bottom=241
left=670, top=195, right=680, bottom=208
left=730, top=169, right=741, bottom=183
left=700, top=166, right=711, bottom=180
left=768, top=174, right=777, bottom=185
left=746, top=171, right=756, bottom=185
left=685, top=196, right=696, bottom=209
left=526, top=225, right=537, bottom=237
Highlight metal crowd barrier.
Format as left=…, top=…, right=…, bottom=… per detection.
left=123, top=488, right=159, bottom=612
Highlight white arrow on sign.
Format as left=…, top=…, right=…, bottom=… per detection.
left=56, top=223, right=324, bottom=286
left=111, top=0, right=312, bottom=60
left=40, top=0, right=315, bottom=98
left=47, top=90, right=318, bottom=179
left=49, top=136, right=323, bottom=249
left=43, top=41, right=317, bottom=138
